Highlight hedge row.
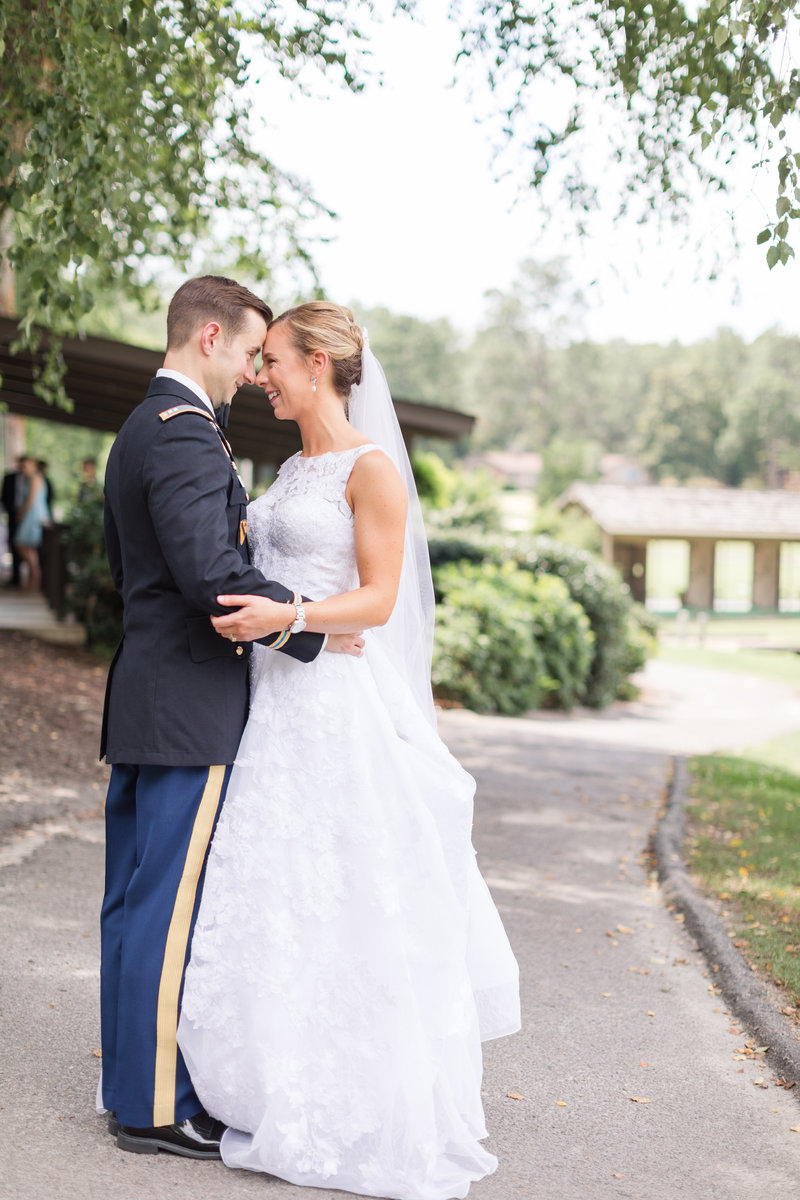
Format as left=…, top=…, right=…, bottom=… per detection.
left=430, top=533, right=656, bottom=715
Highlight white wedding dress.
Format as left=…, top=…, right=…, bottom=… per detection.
left=178, top=445, right=520, bottom=1200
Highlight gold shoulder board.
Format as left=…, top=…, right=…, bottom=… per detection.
left=158, top=404, right=216, bottom=423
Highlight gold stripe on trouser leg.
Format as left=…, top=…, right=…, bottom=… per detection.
left=152, top=764, right=226, bottom=1126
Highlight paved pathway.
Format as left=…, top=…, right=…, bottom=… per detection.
left=0, top=587, right=84, bottom=644
left=3, top=659, right=800, bottom=1199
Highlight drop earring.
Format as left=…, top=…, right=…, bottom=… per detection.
left=311, top=376, right=317, bottom=392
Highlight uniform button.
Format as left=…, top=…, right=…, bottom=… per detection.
left=235, top=645, right=243, bottom=656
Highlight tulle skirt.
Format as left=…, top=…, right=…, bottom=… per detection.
left=178, top=634, right=520, bottom=1199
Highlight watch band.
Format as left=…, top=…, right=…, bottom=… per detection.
left=289, top=602, right=307, bottom=635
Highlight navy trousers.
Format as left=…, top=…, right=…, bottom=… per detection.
left=100, top=763, right=231, bottom=1127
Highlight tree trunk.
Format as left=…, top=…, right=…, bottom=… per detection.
left=0, top=206, right=15, bottom=319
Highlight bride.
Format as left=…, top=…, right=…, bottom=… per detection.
left=177, top=302, right=520, bottom=1200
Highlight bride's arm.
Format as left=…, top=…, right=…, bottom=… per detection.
left=210, top=451, right=408, bottom=641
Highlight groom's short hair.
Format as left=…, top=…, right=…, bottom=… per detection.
left=166, top=276, right=273, bottom=349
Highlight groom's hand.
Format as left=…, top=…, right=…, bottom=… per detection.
left=211, top=594, right=290, bottom=641
left=325, top=633, right=365, bottom=657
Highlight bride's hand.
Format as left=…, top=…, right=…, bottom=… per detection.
left=325, top=633, right=365, bottom=657
left=211, top=594, right=291, bottom=641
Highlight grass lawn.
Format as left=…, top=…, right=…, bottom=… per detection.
left=657, top=613, right=800, bottom=648
left=686, top=755, right=800, bottom=1008
left=743, top=730, right=800, bottom=778
left=658, top=644, right=800, bottom=689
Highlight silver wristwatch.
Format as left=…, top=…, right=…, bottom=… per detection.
left=289, top=603, right=307, bottom=634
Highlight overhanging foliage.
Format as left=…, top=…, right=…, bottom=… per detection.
left=452, top=0, right=799, bottom=265
left=0, top=0, right=369, bottom=401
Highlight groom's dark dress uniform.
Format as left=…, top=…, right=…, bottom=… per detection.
left=100, top=373, right=323, bottom=1130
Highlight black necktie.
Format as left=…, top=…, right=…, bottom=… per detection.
left=217, top=402, right=231, bottom=430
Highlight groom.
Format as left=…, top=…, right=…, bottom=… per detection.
left=99, top=275, right=362, bottom=1159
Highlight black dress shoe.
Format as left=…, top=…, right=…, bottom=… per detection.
left=107, top=1112, right=119, bottom=1136
left=116, top=1110, right=225, bottom=1158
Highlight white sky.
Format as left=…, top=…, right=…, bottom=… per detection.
left=257, top=3, right=799, bottom=345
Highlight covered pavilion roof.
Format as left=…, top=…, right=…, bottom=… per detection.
left=0, top=317, right=474, bottom=462
left=559, top=482, right=800, bottom=541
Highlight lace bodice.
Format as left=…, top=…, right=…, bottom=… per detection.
left=246, top=444, right=379, bottom=599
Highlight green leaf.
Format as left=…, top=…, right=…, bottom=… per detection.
left=767, top=244, right=780, bottom=269
left=756, top=228, right=771, bottom=244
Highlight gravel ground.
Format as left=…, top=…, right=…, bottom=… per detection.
left=0, top=630, right=109, bottom=838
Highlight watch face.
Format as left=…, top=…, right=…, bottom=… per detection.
left=292, top=604, right=306, bottom=634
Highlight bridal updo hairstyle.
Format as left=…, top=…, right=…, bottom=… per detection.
left=269, top=302, right=363, bottom=400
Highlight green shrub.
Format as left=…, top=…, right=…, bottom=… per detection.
left=431, top=560, right=594, bottom=715
left=428, top=529, right=500, bottom=575
left=432, top=561, right=549, bottom=715
left=411, top=451, right=455, bottom=508
left=61, top=492, right=123, bottom=654
left=428, top=530, right=656, bottom=711
left=616, top=603, right=659, bottom=699
left=532, top=501, right=602, bottom=555
left=420, top=457, right=504, bottom=533
left=515, top=536, right=646, bottom=709
left=526, top=573, right=594, bottom=710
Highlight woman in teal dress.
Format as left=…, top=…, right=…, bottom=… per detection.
left=15, top=456, right=51, bottom=591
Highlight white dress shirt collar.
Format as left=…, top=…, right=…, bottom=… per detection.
left=156, top=368, right=215, bottom=417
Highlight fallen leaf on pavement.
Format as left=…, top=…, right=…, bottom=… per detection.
left=630, top=1096, right=652, bottom=1104
left=556, top=1101, right=567, bottom=1107
left=506, top=1093, right=525, bottom=1101
left=617, top=925, right=634, bottom=935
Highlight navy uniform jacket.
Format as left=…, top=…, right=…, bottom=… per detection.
left=100, top=376, right=323, bottom=766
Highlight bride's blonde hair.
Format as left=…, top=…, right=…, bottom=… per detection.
left=269, top=302, right=363, bottom=399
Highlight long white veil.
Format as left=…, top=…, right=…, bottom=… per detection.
left=347, top=335, right=437, bottom=727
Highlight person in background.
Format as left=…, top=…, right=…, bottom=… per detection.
left=1, top=455, right=23, bottom=587
left=78, top=457, right=99, bottom=502
left=37, top=460, right=55, bottom=514
left=15, top=456, right=51, bottom=591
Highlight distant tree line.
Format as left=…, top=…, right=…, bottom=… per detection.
left=21, top=255, right=798, bottom=501
left=360, top=260, right=800, bottom=493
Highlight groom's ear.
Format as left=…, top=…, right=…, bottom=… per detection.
left=199, top=321, right=223, bottom=356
